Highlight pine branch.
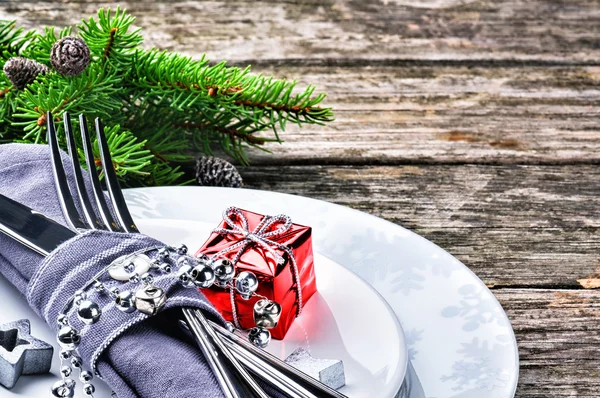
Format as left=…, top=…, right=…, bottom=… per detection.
left=0, top=6, right=334, bottom=186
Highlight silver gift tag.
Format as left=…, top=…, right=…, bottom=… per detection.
left=134, top=286, right=166, bottom=316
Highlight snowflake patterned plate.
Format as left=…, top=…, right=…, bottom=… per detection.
left=123, top=187, right=518, bottom=398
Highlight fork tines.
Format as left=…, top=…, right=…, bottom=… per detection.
left=46, top=111, right=137, bottom=233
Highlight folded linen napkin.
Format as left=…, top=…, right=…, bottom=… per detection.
left=0, top=143, right=228, bottom=398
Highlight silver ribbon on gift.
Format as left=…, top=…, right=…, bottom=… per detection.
left=210, top=207, right=303, bottom=328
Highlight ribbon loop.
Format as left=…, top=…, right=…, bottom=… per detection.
left=209, top=207, right=303, bottom=328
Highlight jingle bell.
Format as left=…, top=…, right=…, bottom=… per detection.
left=248, top=327, right=271, bottom=348
left=253, top=299, right=282, bottom=329
left=51, top=379, right=75, bottom=397
left=176, top=243, right=188, bottom=255
left=177, top=263, right=194, bottom=287
left=115, top=291, right=137, bottom=313
left=77, top=300, right=102, bottom=325
left=57, top=326, right=80, bottom=350
left=235, top=271, right=258, bottom=300
left=83, top=383, right=95, bottom=395
left=213, top=259, right=235, bottom=287
left=135, top=286, right=166, bottom=316
left=157, top=247, right=170, bottom=260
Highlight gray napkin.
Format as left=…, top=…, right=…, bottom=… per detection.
left=0, top=143, right=227, bottom=398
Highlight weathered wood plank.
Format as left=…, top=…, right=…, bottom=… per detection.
left=242, top=63, right=600, bottom=165
left=3, top=0, right=600, bottom=63
left=495, top=289, right=600, bottom=397
left=242, top=164, right=600, bottom=288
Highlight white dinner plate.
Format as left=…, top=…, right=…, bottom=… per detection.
left=126, top=187, right=519, bottom=398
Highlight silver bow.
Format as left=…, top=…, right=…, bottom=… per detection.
left=210, top=207, right=303, bottom=328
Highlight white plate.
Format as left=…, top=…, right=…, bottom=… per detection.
left=126, top=187, right=519, bottom=398
left=137, top=218, right=408, bottom=398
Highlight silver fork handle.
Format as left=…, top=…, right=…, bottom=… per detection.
left=182, top=309, right=243, bottom=398
left=188, top=308, right=271, bottom=398
left=210, top=321, right=347, bottom=398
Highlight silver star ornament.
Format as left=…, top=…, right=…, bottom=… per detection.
left=0, top=319, right=53, bottom=389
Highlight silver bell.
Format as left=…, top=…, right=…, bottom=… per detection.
left=191, top=265, right=216, bottom=288
left=157, top=247, right=170, bottom=260
left=135, top=285, right=167, bottom=316
left=115, top=291, right=137, bottom=313
left=51, top=379, right=75, bottom=397
left=176, top=243, right=188, bottom=255
left=77, top=300, right=102, bottom=325
left=253, top=299, right=282, bottom=329
left=57, top=326, right=80, bottom=350
left=248, top=327, right=271, bottom=348
left=83, top=383, right=95, bottom=395
left=80, top=370, right=93, bottom=382
left=177, top=263, right=194, bottom=287
left=213, top=259, right=235, bottom=287
left=196, top=253, right=211, bottom=265
left=235, top=271, right=259, bottom=300
left=60, top=365, right=72, bottom=377
left=70, top=355, right=82, bottom=369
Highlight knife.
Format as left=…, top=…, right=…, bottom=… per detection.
left=0, top=194, right=76, bottom=256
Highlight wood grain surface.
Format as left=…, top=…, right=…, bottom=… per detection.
left=3, top=1, right=599, bottom=397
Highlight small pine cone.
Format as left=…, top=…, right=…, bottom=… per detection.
left=50, top=36, right=91, bottom=77
left=195, top=156, right=243, bottom=188
left=3, top=57, right=49, bottom=89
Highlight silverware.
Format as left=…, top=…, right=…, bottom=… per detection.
left=209, top=320, right=347, bottom=398
left=179, top=312, right=348, bottom=398
left=0, top=191, right=347, bottom=398
left=0, top=111, right=347, bottom=397
left=46, top=111, right=268, bottom=398
left=182, top=308, right=259, bottom=398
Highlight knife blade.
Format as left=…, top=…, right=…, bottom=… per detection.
left=0, top=193, right=76, bottom=256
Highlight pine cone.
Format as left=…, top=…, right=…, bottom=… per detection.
left=50, top=36, right=91, bottom=77
left=3, top=57, right=49, bottom=89
left=195, top=156, right=243, bottom=188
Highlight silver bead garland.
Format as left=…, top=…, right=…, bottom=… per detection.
left=51, top=243, right=282, bottom=397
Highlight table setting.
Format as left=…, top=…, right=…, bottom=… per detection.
left=0, top=5, right=524, bottom=397
left=0, top=126, right=518, bottom=397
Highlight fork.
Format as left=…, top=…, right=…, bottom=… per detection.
left=46, top=111, right=269, bottom=398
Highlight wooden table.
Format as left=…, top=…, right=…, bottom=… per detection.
left=5, top=1, right=600, bottom=396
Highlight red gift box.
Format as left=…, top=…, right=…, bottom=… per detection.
left=196, top=207, right=317, bottom=340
